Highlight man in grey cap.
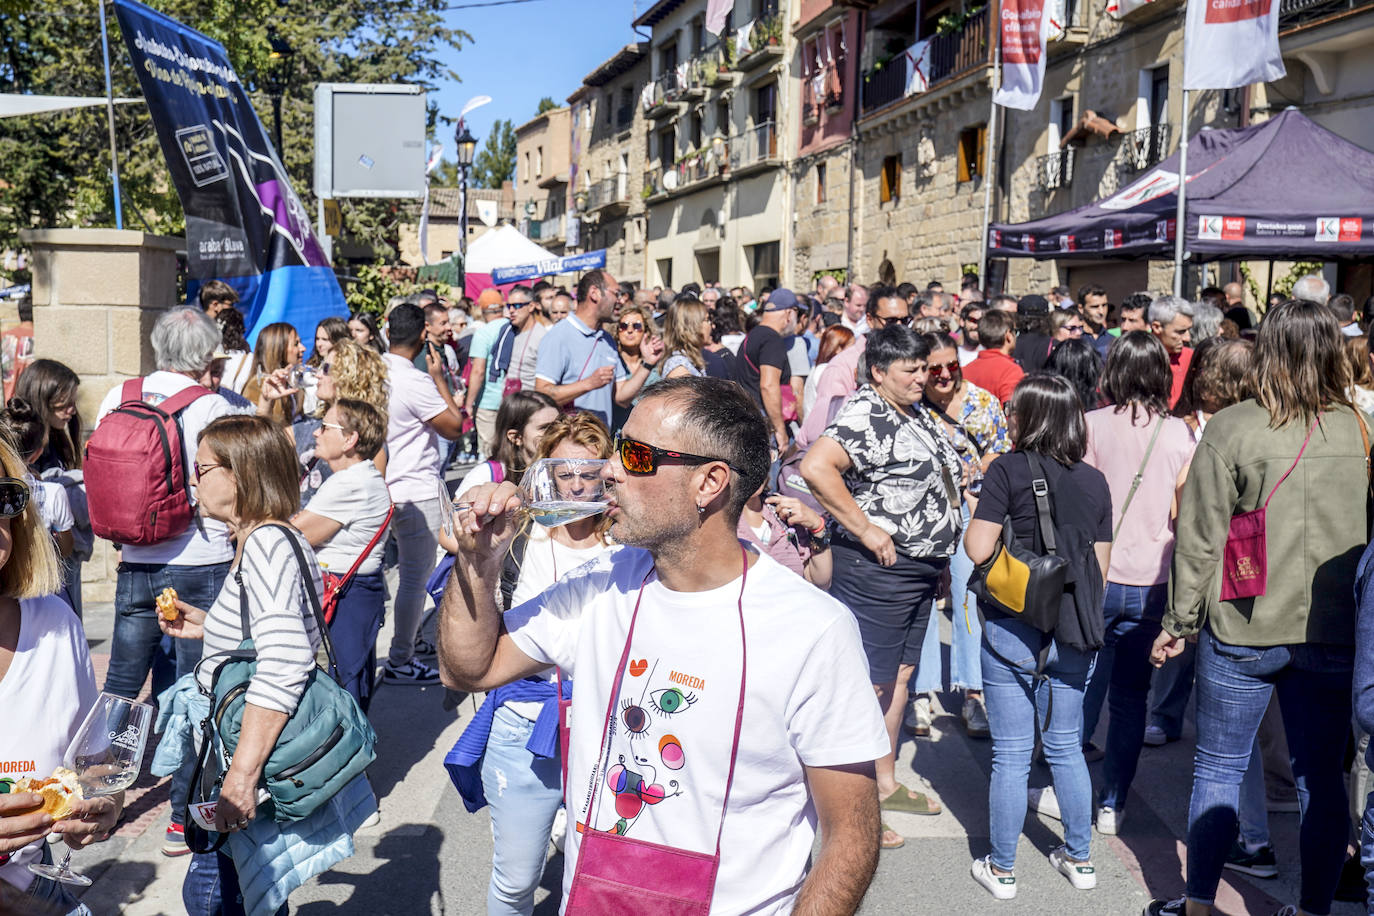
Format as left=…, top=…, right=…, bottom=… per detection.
left=734, top=287, right=800, bottom=452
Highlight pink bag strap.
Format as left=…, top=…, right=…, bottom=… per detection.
left=584, top=546, right=749, bottom=855
left=1262, top=414, right=1321, bottom=511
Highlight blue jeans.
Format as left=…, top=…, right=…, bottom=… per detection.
left=1149, top=638, right=1197, bottom=739
left=914, top=504, right=982, bottom=693
left=482, top=704, right=563, bottom=916
left=1239, top=737, right=1271, bottom=849
left=27, top=843, right=94, bottom=915
left=184, top=850, right=288, bottom=916
left=328, top=572, right=386, bottom=713
left=107, top=560, right=229, bottom=825
left=1185, top=630, right=1353, bottom=913
left=981, top=615, right=1096, bottom=870
left=1086, top=582, right=1166, bottom=811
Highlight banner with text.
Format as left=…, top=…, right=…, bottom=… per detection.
left=993, top=0, right=1052, bottom=111
left=1183, top=0, right=1286, bottom=89
left=113, top=0, right=346, bottom=346
left=490, top=250, right=607, bottom=285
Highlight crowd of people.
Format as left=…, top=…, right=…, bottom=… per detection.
left=2, top=264, right=1374, bottom=916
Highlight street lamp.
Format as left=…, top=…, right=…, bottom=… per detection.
left=455, top=123, right=478, bottom=257
left=265, top=32, right=294, bottom=156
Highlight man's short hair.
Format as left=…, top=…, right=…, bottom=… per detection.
left=507, top=284, right=533, bottom=302
left=152, top=307, right=221, bottom=374
left=576, top=269, right=612, bottom=303
left=1149, top=295, right=1195, bottom=326
left=926, top=281, right=944, bottom=292
left=1121, top=292, right=1153, bottom=314
left=866, top=285, right=897, bottom=317
left=977, top=308, right=1015, bottom=349
left=332, top=398, right=387, bottom=460
left=961, top=302, right=985, bottom=321
left=989, top=294, right=1018, bottom=312
left=1198, top=286, right=1227, bottom=310
left=896, top=282, right=918, bottom=301
left=1291, top=273, right=1332, bottom=305
left=531, top=280, right=554, bottom=294
left=619, top=281, right=636, bottom=299
left=388, top=303, right=425, bottom=347
left=910, top=293, right=935, bottom=317
left=657, top=288, right=676, bottom=312
left=641, top=377, right=770, bottom=524
left=198, top=279, right=238, bottom=310
left=1076, top=283, right=1107, bottom=305
left=1329, top=293, right=1357, bottom=324
left=422, top=302, right=449, bottom=325
left=961, top=272, right=980, bottom=290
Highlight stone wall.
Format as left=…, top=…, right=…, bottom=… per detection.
left=20, top=228, right=180, bottom=602
left=792, top=142, right=853, bottom=284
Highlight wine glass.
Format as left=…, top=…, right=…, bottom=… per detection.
left=440, top=457, right=611, bottom=537
left=29, top=692, right=153, bottom=887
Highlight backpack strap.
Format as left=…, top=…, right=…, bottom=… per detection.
left=120, top=378, right=143, bottom=406
left=1025, top=452, right=1058, bottom=555
left=158, top=383, right=213, bottom=417
left=236, top=523, right=343, bottom=683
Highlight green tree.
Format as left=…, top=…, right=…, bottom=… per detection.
left=0, top=0, right=470, bottom=277
left=536, top=96, right=558, bottom=114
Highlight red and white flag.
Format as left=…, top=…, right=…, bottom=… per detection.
left=1184, top=0, right=1286, bottom=89
left=994, top=0, right=1053, bottom=111
left=705, top=0, right=733, bottom=36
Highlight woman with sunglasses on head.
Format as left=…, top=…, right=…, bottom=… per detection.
left=0, top=435, right=121, bottom=915
left=801, top=324, right=966, bottom=848
left=160, top=414, right=372, bottom=916
left=611, top=306, right=660, bottom=433
left=909, top=332, right=1011, bottom=740
left=964, top=374, right=1113, bottom=900
left=448, top=412, right=618, bottom=916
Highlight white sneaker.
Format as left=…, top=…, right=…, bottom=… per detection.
left=1028, top=785, right=1061, bottom=821
left=1050, top=845, right=1097, bottom=889
left=1096, top=804, right=1122, bottom=836
left=550, top=806, right=567, bottom=853
left=903, top=694, right=932, bottom=737
left=971, top=856, right=1017, bottom=899
left=1143, top=725, right=1173, bottom=747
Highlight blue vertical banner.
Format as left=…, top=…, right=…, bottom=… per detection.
left=113, top=0, right=347, bottom=345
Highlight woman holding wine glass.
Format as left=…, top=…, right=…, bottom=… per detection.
left=0, top=433, right=122, bottom=912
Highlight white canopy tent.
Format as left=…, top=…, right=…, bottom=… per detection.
left=463, top=224, right=557, bottom=273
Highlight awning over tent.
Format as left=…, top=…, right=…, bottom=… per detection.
left=465, top=224, right=559, bottom=274
left=988, top=109, right=1374, bottom=262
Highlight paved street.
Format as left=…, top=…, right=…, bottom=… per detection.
left=61, top=600, right=1366, bottom=916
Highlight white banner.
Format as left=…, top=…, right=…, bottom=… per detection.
left=705, top=0, right=733, bottom=36
left=903, top=40, right=932, bottom=96
left=993, top=0, right=1052, bottom=111
left=476, top=199, right=498, bottom=227
left=1184, top=0, right=1286, bottom=89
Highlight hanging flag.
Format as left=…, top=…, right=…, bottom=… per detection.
left=705, top=0, right=733, bottom=36
left=993, top=0, right=1053, bottom=111
left=903, top=40, right=932, bottom=96
left=1183, top=0, right=1286, bottom=89
left=476, top=199, right=498, bottom=227
left=113, top=0, right=344, bottom=346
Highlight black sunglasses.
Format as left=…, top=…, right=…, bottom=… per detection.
left=614, top=434, right=741, bottom=476
left=0, top=477, right=30, bottom=519
left=875, top=314, right=911, bottom=327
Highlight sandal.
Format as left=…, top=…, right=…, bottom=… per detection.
left=880, top=821, right=905, bottom=849
left=880, top=782, right=943, bottom=815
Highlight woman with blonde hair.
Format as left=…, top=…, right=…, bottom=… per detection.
left=0, top=432, right=121, bottom=912
left=659, top=298, right=711, bottom=378
left=446, top=410, right=618, bottom=916
left=242, top=322, right=306, bottom=427
left=297, top=338, right=390, bottom=497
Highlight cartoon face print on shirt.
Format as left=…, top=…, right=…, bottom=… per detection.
left=597, top=658, right=700, bottom=837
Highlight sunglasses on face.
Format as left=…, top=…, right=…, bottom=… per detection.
left=0, top=477, right=30, bottom=519
left=618, top=322, right=644, bottom=332
left=1064, top=324, right=1085, bottom=334
left=320, top=421, right=347, bottom=433
left=505, top=301, right=531, bottom=311
left=615, top=434, right=741, bottom=476
left=874, top=314, right=911, bottom=328
left=928, top=362, right=960, bottom=377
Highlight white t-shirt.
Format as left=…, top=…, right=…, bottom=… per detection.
left=0, top=596, right=98, bottom=892
left=382, top=353, right=449, bottom=505
left=96, top=372, right=240, bottom=566
left=512, top=321, right=549, bottom=391
left=29, top=474, right=73, bottom=535
left=506, top=547, right=889, bottom=915
left=957, top=344, right=982, bottom=367
left=222, top=351, right=254, bottom=394
left=455, top=460, right=502, bottom=501
left=303, top=461, right=392, bottom=576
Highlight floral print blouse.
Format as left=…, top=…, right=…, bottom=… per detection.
left=922, top=382, right=1012, bottom=485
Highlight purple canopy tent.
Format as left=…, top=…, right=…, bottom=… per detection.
left=987, top=109, right=1374, bottom=263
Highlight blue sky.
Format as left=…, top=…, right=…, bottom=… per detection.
left=430, top=0, right=646, bottom=175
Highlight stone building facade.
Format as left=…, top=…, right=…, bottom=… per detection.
left=515, top=106, right=572, bottom=255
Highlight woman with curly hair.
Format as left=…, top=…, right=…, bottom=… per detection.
left=295, top=339, right=391, bottom=499
left=216, top=307, right=255, bottom=394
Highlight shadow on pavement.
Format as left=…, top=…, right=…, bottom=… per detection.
left=299, top=824, right=445, bottom=914
left=533, top=851, right=565, bottom=915
left=365, top=682, right=461, bottom=803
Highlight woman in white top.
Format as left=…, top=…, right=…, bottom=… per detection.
left=294, top=399, right=393, bottom=712
left=448, top=411, right=617, bottom=916
left=803, top=325, right=856, bottom=417
left=659, top=298, right=710, bottom=379
left=216, top=307, right=255, bottom=395
left=0, top=435, right=116, bottom=912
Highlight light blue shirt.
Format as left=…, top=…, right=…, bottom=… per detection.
left=469, top=318, right=511, bottom=412
left=534, top=312, right=626, bottom=425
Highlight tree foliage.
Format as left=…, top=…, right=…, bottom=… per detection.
left=472, top=118, right=516, bottom=189
left=535, top=95, right=558, bottom=115
left=0, top=0, right=470, bottom=279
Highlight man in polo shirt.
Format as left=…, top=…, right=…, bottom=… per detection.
left=535, top=269, right=662, bottom=427
left=962, top=308, right=1023, bottom=406
left=1149, top=294, right=1195, bottom=407
left=464, top=288, right=511, bottom=456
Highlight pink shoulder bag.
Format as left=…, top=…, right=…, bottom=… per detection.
left=1220, top=414, right=1319, bottom=601
left=563, top=546, right=749, bottom=916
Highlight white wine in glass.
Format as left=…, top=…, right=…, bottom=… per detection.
left=441, top=458, right=611, bottom=537
left=29, top=692, right=153, bottom=887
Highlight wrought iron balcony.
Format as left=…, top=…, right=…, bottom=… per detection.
left=1122, top=123, right=1171, bottom=173
left=729, top=121, right=778, bottom=171
left=861, top=6, right=991, bottom=114
left=1280, top=0, right=1374, bottom=27
left=1036, top=148, right=1075, bottom=191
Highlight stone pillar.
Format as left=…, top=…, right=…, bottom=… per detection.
left=20, top=228, right=184, bottom=603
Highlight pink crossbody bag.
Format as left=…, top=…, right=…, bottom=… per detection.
left=563, top=547, right=749, bottom=916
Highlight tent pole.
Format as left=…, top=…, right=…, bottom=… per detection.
left=1264, top=258, right=1274, bottom=304
left=98, top=0, right=124, bottom=230
left=978, top=37, right=1002, bottom=290
left=1172, top=88, right=1190, bottom=297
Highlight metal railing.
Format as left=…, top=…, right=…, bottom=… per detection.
left=538, top=213, right=565, bottom=240
left=646, top=69, right=683, bottom=111
left=729, top=121, right=778, bottom=170
left=1036, top=148, right=1075, bottom=191
left=1280, top=0, right=1373, bottom=25
left=1123, top=123, right=1171, bottom=172
left=587, top=176, right=627, bottom=210
left=861, top=7, right=990, bottom=114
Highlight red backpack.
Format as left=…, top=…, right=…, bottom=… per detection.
left=85, top=379, right=210, bottom=546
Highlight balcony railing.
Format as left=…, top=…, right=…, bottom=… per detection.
left=1123, top=123, right=1171, bottom=173
left=862, top=7, right=991, bottom=114
left=729, top=121, right=778, bottom=170
left=587, top=176, right=628, bottom=210
left=1280, top=0, right=1374, bottom=26
left=538, top=213, right=565, bottom=241
left=644, top=69, right=684, bottom=114
left=1036, top=148, right=1075, bottom=191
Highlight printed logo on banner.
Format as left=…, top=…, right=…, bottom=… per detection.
left=1156, top=218, right=1176, bottom=242
left=1205, top=0, right=1273, bottom=24
left=1198, top=216, right=1244, bottom=240
left=1059, top=234, right=1077, bottom=252
left=1104, top=228, right=1123, bottom=249
left=1001, top=0, right=1047, bottom=64
left=1199, top=216, right=1223, bottom=239
left=176, top=126, right=229, bottom=188
left=1316, top=217, right=1363, bottom=242
left=1222, top=217, right=1246, bottom=239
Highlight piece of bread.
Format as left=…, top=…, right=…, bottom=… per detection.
left=156, top=587, right=179, bottom=622
left=13, top=767, right=81, bottom=819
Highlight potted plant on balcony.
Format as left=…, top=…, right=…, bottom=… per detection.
left=758, top=14, right=783, bottom=46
